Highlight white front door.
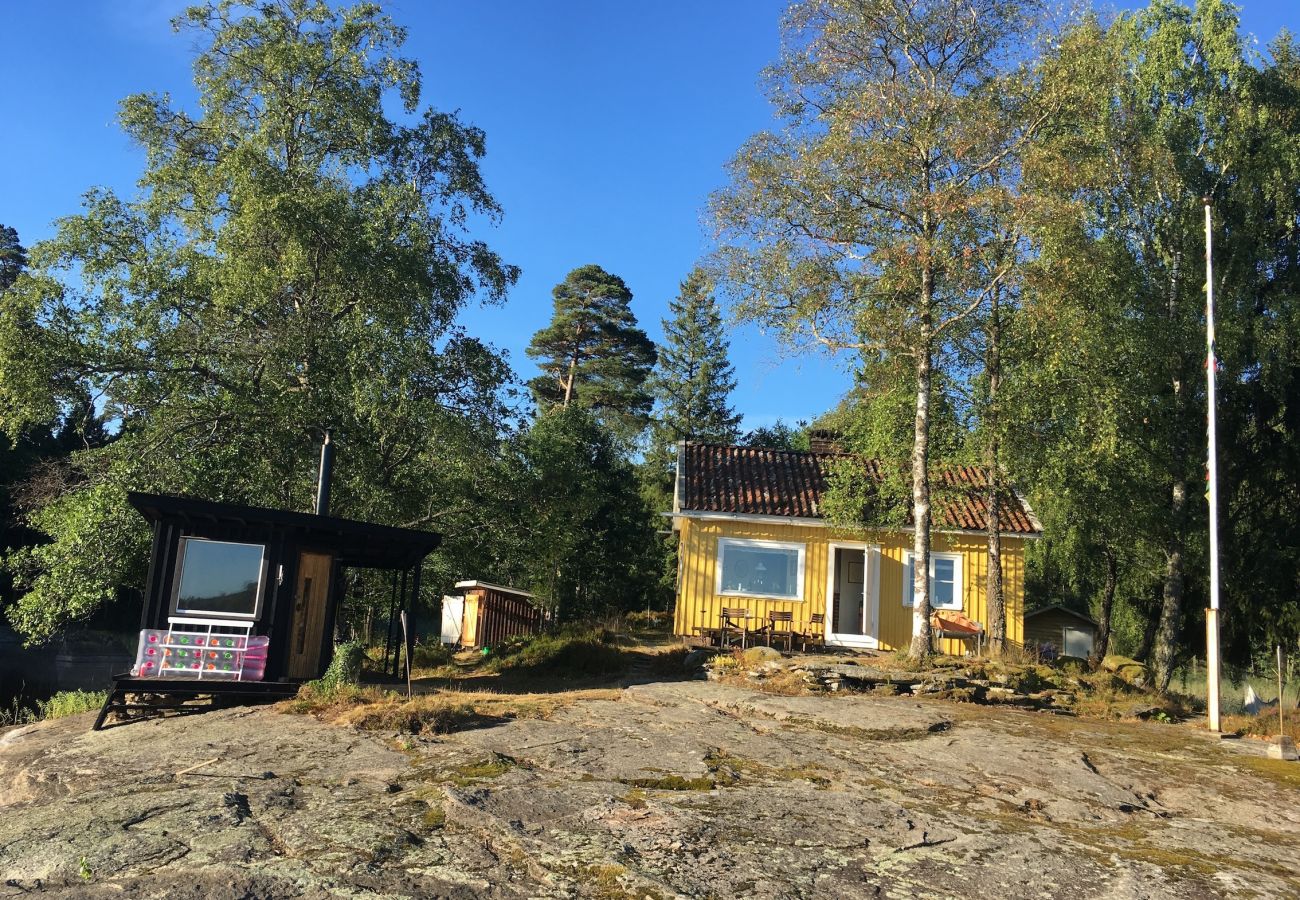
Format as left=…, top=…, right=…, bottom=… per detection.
left=825, top=543, right=879, bottom=649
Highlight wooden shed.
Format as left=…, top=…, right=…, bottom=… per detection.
left=94, top=492, right=439, bottom=729
left=1024, top=605, right=1098, bottom=659
left=443, top=581, right=543, bottom=649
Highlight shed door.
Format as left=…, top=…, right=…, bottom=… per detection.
left=1063, top=626, right=1093, bottom=659
left=441, top=595, right=465, bottom=646
left=288, top=551, right=333, bottom=678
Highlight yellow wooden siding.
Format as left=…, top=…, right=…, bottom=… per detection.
left=674, top=517, right=1024, bottom=652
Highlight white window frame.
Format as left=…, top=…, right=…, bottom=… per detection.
left=901, top=551, right=963, bottom=611
left=716, top=537, right=806, bottom=602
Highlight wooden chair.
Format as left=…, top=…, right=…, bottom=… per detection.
left=719, top=607, right=753, bottom=649
left=764, top=610, right=795, bottom=652
left=799, top=613, right=826, bottom=652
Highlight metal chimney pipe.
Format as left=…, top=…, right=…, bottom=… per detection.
left=315, top=430, right=334, bottom=516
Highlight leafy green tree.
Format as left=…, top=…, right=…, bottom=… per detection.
left=712, top=0, right=1054, bottom=659
left=0, top=0, right=517, bottom=643
left=738, top=419, right=809, bottom=452
left=526, top=265, right=657, bottom=443
left=1001, top=199, right=1167, bottom=662
left=648, top=267, right=741, bottom=461
left=504, top=406, right=660, bottom=621
left=0, top=228, right=110, bottom=614
left=1100, top=0, right=1244, bottom=693
left=1003, top=1, right=1300, bottom=685
left=1204, top=31, right=1300, bottom=668
left=1018, top=0, right=1295, bottom=690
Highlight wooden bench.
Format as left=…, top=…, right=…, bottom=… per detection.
left=930, top=611, right=984, bottom=655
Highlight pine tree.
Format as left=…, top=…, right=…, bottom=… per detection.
left=526, top=264, right=657, bottom=442
left=0, top=226, right=26, bottom=291
left=648, top=268, right=742, bottom=461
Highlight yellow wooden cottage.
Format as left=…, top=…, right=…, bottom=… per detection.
left=670, top=441, right=1042, bottom=654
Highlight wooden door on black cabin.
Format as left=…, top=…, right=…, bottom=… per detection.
left=288, top=551, right=333, bottom=678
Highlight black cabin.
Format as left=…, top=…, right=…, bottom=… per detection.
left=93, top=492, right=439, bottom=729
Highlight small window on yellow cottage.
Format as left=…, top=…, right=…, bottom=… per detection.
left=717, top=538, right=804, bottom=601
left=902, top=552, right=963, bottom=611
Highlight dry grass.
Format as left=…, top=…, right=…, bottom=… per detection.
left=282, top=681, right=620, bottom=735
left=623, top=609, right=672, bottom=630
left=644, top=645, right=692, bottom=676
left=745, top=668, right=812, bottom=696
left=485, top=627, right=630, bottom=676
left=704, top=648, right=811, bottom=696
left=1072, top=682, right=1187, bottom=722
left=1221, top=708, right=1300, bottom=743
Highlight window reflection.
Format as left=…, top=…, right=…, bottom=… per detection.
left=174, top=538, right=265, bottom=618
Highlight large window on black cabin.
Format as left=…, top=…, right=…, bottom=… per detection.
left=172, top=537, right=266, bottom=619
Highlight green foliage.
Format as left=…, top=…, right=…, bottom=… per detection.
left=1011, top=0, right=1300, bottom=677
left=485, top=625, right=629, bottom=677
left=37, top=689, right=108, bottom=720
left=526, top=264, right=657, bottom=443
left=319, top=639, right=367, bottom=689
left=818, top=362, right=968, bottom=531
left=5, top=481, right=151, bottom=641
left=623, top=608, right=672, bottom=630
left=647, top=266, right=741, bottom=460
left=738, top=419, right=809, bottom=451
left=0, top=225, right=25, bottom=292
left=410, top=641, right=454, bottom=669
left=502, top=406, right=661, bottom=621
left=0, top=0, right=517, bottom=642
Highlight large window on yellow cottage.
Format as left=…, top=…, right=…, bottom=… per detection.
left=902, top=551, right=963, bottom=611
left=717, top=538, right=805, bottom=601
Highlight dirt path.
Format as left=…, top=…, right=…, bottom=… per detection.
left=1, top=678, right=1297, bottom=898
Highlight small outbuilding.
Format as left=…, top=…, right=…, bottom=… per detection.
left=1024, top=605, right=1098, bottom=659
left=441, top=581, right=543, bottom=649
left=94, top=492, right=440, bottom=729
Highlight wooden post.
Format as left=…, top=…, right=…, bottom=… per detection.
left=1279, top=644, right=1286, bottom=740
left=400, top=610, right=412, bottom=701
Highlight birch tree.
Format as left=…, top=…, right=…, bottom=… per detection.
left=711, top=0, right=1053, bottom=659
left=0, top=0, right=518, bottom=641
left=1021, top=0, right=1258, bottom=688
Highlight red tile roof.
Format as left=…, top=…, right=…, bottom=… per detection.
left=678, top=443, right=1041, bottom=536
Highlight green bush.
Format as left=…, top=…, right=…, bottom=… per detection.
left=38, top=690, right=107, bottom=720
left=411, top=641, right=454, bottom=669
left=308, top=640, right=367, bottom=698
left=486, top=626, right=628, bottom=676
left=624, top=609, right=672, bottom=629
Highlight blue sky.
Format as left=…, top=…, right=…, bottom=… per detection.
left=1, top=1, right=1295, bottom=433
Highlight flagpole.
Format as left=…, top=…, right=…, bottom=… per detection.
left=1204, top=197, right=1221, bottom=734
